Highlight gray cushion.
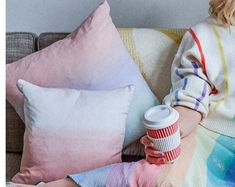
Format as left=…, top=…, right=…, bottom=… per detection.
left=6, top=32, right=37, bottom=64
left=6, top=32, right=37, bottom=153
left=6, top=153, right=22, bottom=181
left=6, top=101, right=25, bottom=152
left=37, top=32, right=68, bottom=50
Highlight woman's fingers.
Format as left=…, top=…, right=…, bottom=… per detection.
left=145, top=146, right=164, bottom=157
left=146, top=155, right=166, bottom=165
left=140, top=135, right=154, bottom=147
left=141, top=135, right=166, bottom=165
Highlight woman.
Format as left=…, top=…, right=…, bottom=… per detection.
left=141, top=0, right=235, bottom=165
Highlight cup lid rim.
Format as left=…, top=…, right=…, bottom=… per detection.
left=144, top=105, right=179, bottom=129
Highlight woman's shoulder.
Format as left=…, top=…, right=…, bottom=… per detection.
left=189, top=17, right=215, bottom=34
left=176, top=17, right=219, bottom=56
left=189, top=16, right=235, bottom=41
left=183, top=16, right=223, bottom=43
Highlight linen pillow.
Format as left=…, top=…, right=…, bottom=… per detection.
left=6, top=0, right=157, bottom=147
left=118, top=28, right=186, bottom=102
left=12, top=80, right=134, bottom=184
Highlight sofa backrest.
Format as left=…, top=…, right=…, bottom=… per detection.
left=6, top=33, right=37, bottom=152
left=6, top=28, right=186, bottom=153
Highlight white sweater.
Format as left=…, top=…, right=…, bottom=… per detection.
left=164, top=17, right=235, bottom=138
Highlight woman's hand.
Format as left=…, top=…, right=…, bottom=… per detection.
left=140, top=135, right=166, bottom=164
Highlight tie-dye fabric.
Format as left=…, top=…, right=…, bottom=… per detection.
left=69, top=126, right=235, bottom=187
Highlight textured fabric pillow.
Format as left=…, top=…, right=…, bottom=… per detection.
left=6, top=0, right=157, bottom=147
left=12, top=80, right=134, bottom=184
left=118, top=28, right=186, bottom=102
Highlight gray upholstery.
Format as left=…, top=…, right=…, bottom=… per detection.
left=6, top=32, right=37, bottom=64
left=6, top=153, right=22, bottom=181
left=6, top=32, right=37, bottom=181
left=6, top=33, right=37, bottom=153
left=37, top=32, right=68, bottom=50
left=6, top=101, right=25, bottom=152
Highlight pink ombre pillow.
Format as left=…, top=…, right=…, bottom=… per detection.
left=6, top=0, right=157, bottom=148
left=12, top=80, right=134, bottom=184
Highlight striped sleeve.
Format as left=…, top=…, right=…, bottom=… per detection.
left=163, top=29, right=212, bottom=117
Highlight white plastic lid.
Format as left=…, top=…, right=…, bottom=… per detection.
left=144, top=105, right=179, bottom=129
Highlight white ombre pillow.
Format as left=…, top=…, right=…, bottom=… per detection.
left=12, top=80, right=134, bottom=184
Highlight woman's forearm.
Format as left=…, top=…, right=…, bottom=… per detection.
left=174, top=106, right=202, bottom=138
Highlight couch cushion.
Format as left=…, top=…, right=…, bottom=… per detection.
left=6, top=101, right=25, bottom=152
left=6, top=153, right=22, bottom=181
left=37, top=33, right=68, bottom=50
left=6, top=32, right=37, bottom=64
left=6, top=32, right=37, bottom=152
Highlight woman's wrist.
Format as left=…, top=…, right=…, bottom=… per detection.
left=173, top=105, right=201, bottom=138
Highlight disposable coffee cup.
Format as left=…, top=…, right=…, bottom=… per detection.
left=143, top=105, right=181, bottom=163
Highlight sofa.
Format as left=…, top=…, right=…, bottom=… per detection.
left=6, top=28, right=185, bottom=182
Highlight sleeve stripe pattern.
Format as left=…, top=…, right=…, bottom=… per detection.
left=175, top=90, right=180, bottom=102
left=189, top=28, right=207, bottom=76
left=174, top=78, right=188, bottom=104
left=182, top=78, right=188, bottom=90
left=211, top=26, right=230, bottom=111
left=212, top=26, right=229, bottom=96
left=191, top=61, right=199, bottom=75
left=189, top=28, right=219, bottom=96
left=194, top=82, right=208, bottom=110
left=176, top=69, right=184, bottom=79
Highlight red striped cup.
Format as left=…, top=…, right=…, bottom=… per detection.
left=143, top=105, right=180, bottom=163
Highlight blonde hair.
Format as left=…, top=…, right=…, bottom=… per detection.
left=209, top=0, right=235, bottom=27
